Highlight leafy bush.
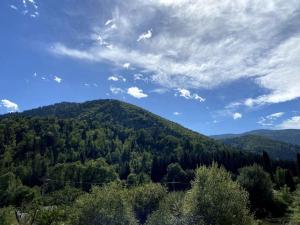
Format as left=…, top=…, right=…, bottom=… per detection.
left=184, top=163, right=257, bottom=225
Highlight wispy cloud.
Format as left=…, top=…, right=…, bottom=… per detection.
left=277, top=116, right=300, bottom=129
left=108, top=76, right=119, bottom=81
left=49, top=0, right=300, bottom=107
left=127, top=87, right=148, bottom=99
left=258, top=112, right=284, bottom=126
left=1, top=99, right=19, bottom=112
left=173, top=112, right=182, bottom=116
left=110, top=86, right=125, bottom=94
left=176, top=88, right=205, bottom=102
left=108, top=75, right=126, bottom=82
left=137, top=29, right=152, bottom=42
left=53, top=76, right=62, bottom=83
left=10, top=5, right=18, bottom=10
left=15, top=0, right=39, bottom=18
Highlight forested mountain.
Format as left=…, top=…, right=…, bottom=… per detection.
left=0, top=99, right=266, bottom=192
left=211, top=129, right=300, bottom=146
left=218, top=135, right=300, bottom=161
left=1, top=99, right=299, bottom=225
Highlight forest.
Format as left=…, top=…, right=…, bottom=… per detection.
left=1, top=99, right=300, bottom=225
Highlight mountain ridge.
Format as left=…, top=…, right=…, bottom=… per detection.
left=211, top=129, right=300, bottom=146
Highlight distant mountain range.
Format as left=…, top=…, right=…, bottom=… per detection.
left=211, top=129, right=300, bottom=161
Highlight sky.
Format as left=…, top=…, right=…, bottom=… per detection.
left=1, top=0, right=300, bottom=135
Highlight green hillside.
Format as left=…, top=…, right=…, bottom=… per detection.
left=211, top=129, right=300, bottom=146
left=220, top=135, right=300, bottom=161
left=1, top=99, right=299, bottom=225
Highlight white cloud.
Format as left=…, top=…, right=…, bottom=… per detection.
left=1, top=99, right=19, bottom=112
left=137, top=29, right=152, bottom=42
left=134, top=74, right=143, bottom=81
left=151, top=88, right=168, bottom=94
left=176, top=88, right=205, bottom=102
left=110, top=86, right=125, bottom=94
left=108, top=76, right=119, bottom=81
left=49, top=0, right=300, bottom=106
left=258, top=112, right=284, bottom=126
left=123, top=63, right=130, bottom=69
left=173, top=112, right=182, bottom=116
left=233, top=112, right=242, bottom=120
left=20, top=0, right=39, bottom=17
left=108, top=75, right=126, bottom=82
left=10, top=5, right=18, bottom=10
left=277, top=116, right=300, bottom=129
left=105, top=19, right=114, bottom=26
left=268, top=112, right=284, bottom=119
left=127, top=87, right=148, bottom=98
left=54, top=76, right=62, bottom=83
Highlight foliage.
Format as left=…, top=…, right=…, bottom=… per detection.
left=129, top=183, right=167, bottom=224
left=220, top=135, right=300, bottom=161
left=184, top=163, right=257, bottom=225
left=69, top=183, right=138, bottom=225
left=0, top=207, right=15, bottom=225
left=0, top=99, right=297, bottom=223
left=289, top=186, right=300, bottom=224
left=145, top=192, right=196, bottom=225
left=237, top=165, right=274, bottom=216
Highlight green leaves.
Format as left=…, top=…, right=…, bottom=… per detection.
left=184, top=163, right=256, bottom=225
left=70, top=183, right=138, bottom=225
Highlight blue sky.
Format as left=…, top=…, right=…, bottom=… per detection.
left=1, top=0, right=300, bottom=135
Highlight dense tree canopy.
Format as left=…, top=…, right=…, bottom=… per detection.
left=0, top=99, right=299, bottom=224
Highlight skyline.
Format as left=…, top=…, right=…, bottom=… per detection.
left=1, top=0, right=300, bottom=135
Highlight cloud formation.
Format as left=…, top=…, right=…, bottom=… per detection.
left=233, top=112, right=242, bottom=120
left=110, top=86, right=125, bottom=94
left=50, top=0, right=300, bottom=106
left=54, top=76, right=62, bottom=83
left=1, top=99, right=19, bottom=112
left=176, top=88, right=205, bottom=102
left=11, top=0, right=39, bottom=18
left=258, top=112, right=284, bottom=126
left=277, top=116, right=300, bottom=129
left=108, top=75, right=126, bottom=82
left=137, top=29, right=153, bottom=42
left=127, top=87, right=148, bottom=99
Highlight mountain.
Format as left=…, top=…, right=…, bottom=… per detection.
left=218, top=135, right=300, bottom=161
left=211, top=129, right=300, bottom=146
left=1, top=99, right=268, bottom=196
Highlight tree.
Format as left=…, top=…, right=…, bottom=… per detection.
left=262, top=151, right=272, bottom=175
left=237, top=164, right=273, bottom=216
left=165, top=163, right=188, bottom=191
left=184, top=163, right=257, bottom=225
left=146, top=192, right=195, bottom=225
left=129, top=183, right=166, bottom=224
left=289, top=187, right=300, bottom=224
left=69, top=183, right=138, bottom=225
left=0, top=207, right=15, bottom=225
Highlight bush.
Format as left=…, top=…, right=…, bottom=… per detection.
left=69, top=183, right=138, bottom=225
left=146, top=192, right=195, bottom=225
left=237, top=165, right=274, bottom=217
left=184, top=163, right=257, bottom=225
left=129, top=183, right=166, bottom=223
